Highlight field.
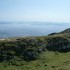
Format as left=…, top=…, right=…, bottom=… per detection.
left=0, top=51, right=70, bottom=70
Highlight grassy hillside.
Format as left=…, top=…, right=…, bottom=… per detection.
left=0, top=51, right=70, bottom=70
left=0, top=28, right=70, bottom=70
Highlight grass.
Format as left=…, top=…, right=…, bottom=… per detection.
left=0, top=51, right=70, bottom=70
left=0, top=28, right=70, bottom=70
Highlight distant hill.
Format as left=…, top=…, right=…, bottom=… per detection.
left=48, top=28, right=70, bottom=35
left=48, top=28, right=70, bottom=39
left=60, top=28, right=70, bottom=34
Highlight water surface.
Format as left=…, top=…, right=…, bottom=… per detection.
left=0, top=22, right=70, bottom=38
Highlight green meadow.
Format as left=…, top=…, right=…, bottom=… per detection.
left=0, top=51, right=70, bottom=70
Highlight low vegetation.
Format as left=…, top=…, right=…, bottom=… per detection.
left=0, top=28, right=70, bottom=70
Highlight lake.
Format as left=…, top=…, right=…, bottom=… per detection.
left=0, top=22, right=70, bottom=38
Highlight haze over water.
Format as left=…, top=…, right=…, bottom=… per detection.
left=1, top=0, right=70, bottom=38
left=0, top=22, right=70, bottom=38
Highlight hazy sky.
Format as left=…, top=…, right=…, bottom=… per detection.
left=0, top=0, right=70, bottom=22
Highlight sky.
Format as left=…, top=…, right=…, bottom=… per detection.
left=0, top=0, right=70, bottom=22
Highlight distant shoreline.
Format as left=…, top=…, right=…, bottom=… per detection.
left=0, top=39, right=5, bottom=40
